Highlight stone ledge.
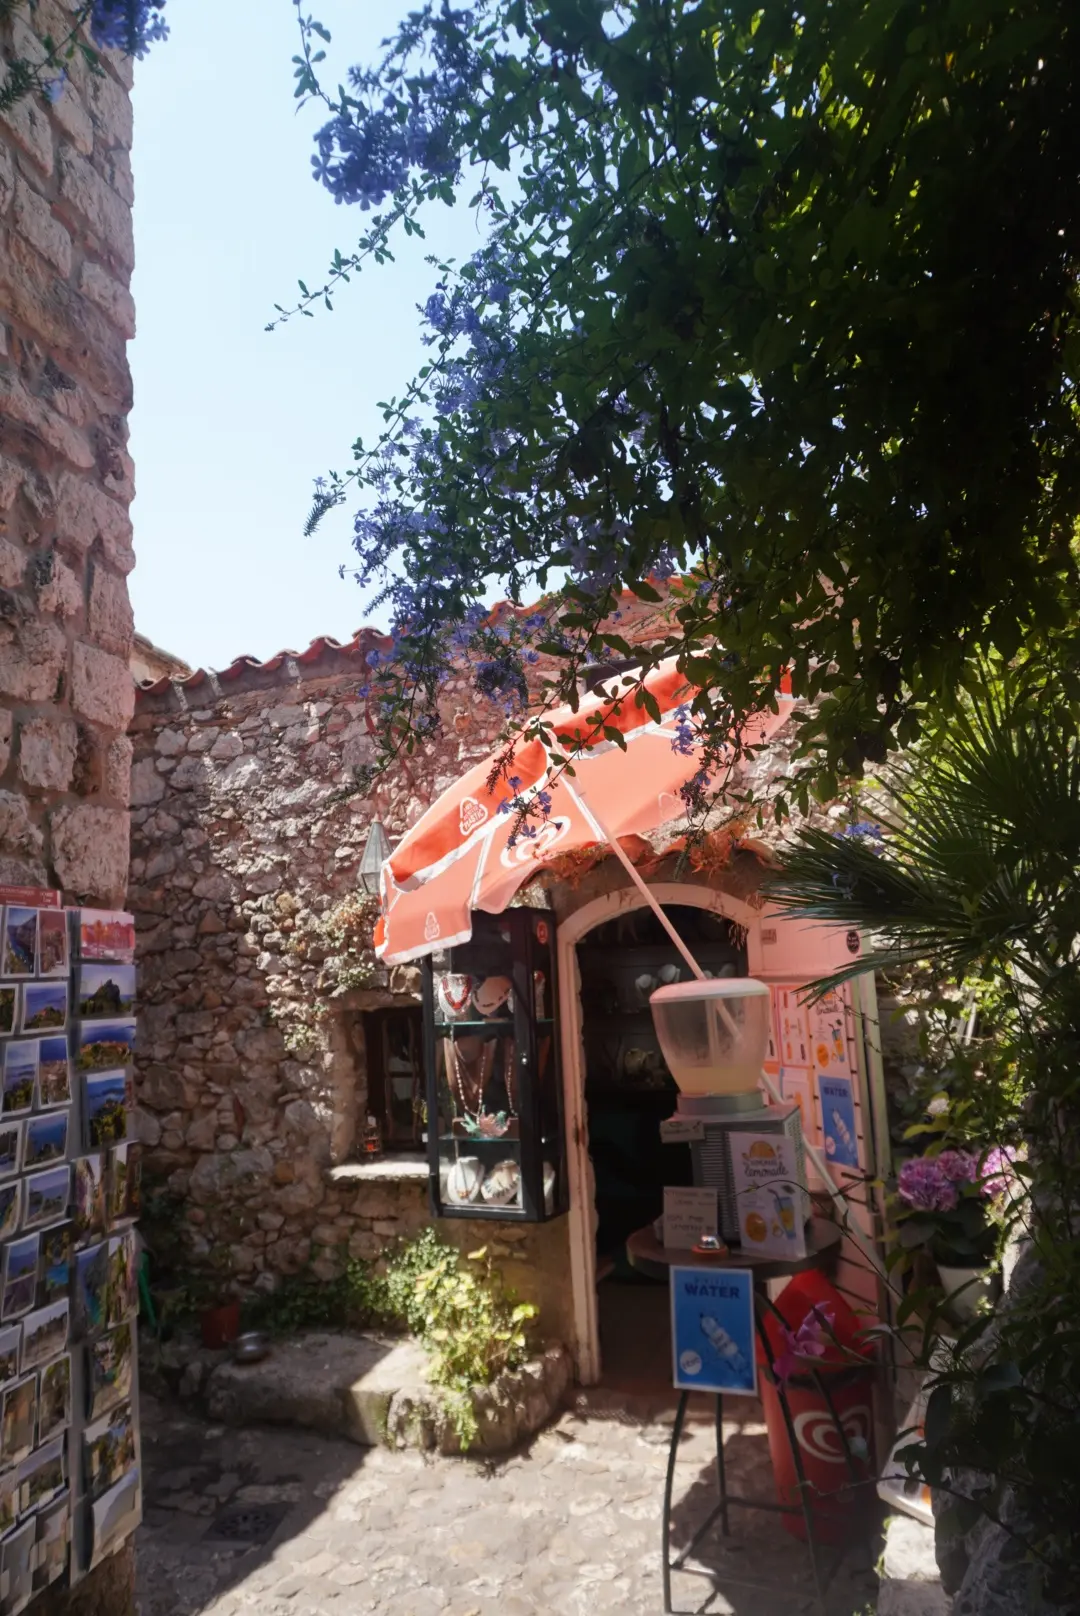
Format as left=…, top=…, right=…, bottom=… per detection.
left=327, top=1157, right=429, bottom=1184
left=194, top=1328, right=570, bottom=1456
left=879, top=1513, right=952, bottom=1616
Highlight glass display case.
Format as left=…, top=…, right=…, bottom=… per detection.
left=422, top=909, right=567, bottom=1221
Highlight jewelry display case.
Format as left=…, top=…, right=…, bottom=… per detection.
left=421, top=909, right=567, bottom=1222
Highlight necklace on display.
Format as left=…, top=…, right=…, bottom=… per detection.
left=448, top=1037, right=494, bottom=1121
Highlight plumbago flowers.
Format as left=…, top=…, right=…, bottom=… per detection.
left=0, top=2, right=168, bottom=117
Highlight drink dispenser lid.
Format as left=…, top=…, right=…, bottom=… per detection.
left=649, top=979, right=770, bottom=1006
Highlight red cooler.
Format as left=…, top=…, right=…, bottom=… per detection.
left=757, top=1272, right=877, bottom=1544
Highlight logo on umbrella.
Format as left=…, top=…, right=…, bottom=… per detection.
left=459, top=797, right=488, bottom=837
left=499, top=816, right=572, bottom=868
left=424, top=912, right=441, bottom=941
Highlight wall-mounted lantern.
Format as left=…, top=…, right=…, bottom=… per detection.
left=358, top=819, right=391, bottom=896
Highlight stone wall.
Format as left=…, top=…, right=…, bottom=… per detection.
left=128, top=633, right=808, bottom=1350
left=1, top=9, right=138, bottom=1611
left=128, top=642, right=584, bottom=1320
left=0, top=4, right=135, bottom=905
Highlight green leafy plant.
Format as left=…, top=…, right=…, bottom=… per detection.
left=409, top=1242, right=538, bottom=1447
left=242, top=1229, right=538, bottom=1448
left=767, top=672, right=1080, bottom=1596
left=286, top=0, right=1080, bottom=804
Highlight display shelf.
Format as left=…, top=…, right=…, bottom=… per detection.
left=424, top=910, right=566, bottom=1224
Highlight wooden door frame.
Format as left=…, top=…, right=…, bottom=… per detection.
left=556, top=882, right=763, bottom=1383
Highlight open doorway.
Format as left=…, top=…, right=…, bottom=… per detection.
left=575, top=903, right=748, bottom=1392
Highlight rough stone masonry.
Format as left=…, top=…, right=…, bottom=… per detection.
left=0, top=2, right=135, bottom=905
left=1, top=3, right=139, bottom=1609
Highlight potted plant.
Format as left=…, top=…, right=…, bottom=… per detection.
left=894, top=1147, right=1015, bottom=1323
left=192, top=1252, right=241, bottom=1350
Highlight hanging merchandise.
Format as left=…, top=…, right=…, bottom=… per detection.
left=0, top=897, right=142, bottom=1593
left=423, top=910, right=567, bottom=1222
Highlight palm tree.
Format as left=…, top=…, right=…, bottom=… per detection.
left=765, top=674, right=1080, bottom=1599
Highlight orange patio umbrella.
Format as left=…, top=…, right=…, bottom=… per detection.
left=374, top=656, right=795, bottom=964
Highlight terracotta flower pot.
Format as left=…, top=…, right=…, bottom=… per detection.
left=200, top=1301, right=241, bottom=1350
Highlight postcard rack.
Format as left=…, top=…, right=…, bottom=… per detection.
left=0, top=891, right=140, bottom=1612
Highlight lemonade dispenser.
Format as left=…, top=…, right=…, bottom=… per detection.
left=651, top=979, right=809, bottom=1244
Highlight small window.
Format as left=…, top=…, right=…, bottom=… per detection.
left=364, top=1007, right=424, bottom=1150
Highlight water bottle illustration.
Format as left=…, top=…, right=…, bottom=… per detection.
left=831, top=1108, right=854, bottom=1154
left=700, top=1313, right=750, bottom=1384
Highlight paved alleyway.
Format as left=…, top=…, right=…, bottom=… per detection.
left=135, top=1389, right=878, bottom=1616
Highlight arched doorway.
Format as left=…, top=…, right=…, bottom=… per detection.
left=556, top=882, right=763, bottom=1383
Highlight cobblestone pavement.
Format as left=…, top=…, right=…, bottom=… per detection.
left=135, top=1389, right=879, bottom=1616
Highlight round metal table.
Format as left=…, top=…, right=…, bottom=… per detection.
left=626, top=1218, right=863, bottom=1615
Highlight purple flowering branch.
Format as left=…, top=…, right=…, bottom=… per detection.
left=0, top=0, right=167, bottom=115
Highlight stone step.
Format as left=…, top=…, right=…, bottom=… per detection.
left=201, top=1328, right=571, bottom=1454
left=879, top=1512, right=952, bottom=1616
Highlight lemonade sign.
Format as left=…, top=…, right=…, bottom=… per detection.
left=731, top=1134, right=807, bottom=1260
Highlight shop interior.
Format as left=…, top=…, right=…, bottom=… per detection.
left=576, top=904, right=748, bottom=1390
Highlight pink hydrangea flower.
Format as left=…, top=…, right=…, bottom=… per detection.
left=936, top=1149, right=979, bottom=1185
left=897, top=1155, right=959, bottom=1212
left=979, top=1145, right=1019, bottom=1201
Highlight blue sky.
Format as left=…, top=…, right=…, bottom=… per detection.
left=128, top=2, right=488, bottom=672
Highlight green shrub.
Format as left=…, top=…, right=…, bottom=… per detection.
left=242, top=1229, right=538, bottom=1448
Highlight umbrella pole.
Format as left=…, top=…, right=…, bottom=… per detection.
left=583, top=802, right=899, bottom=1300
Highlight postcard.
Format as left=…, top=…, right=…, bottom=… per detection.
left=72, top=1156, right=106, bottom=1245
left=36, top=1038, right=71, bottom=1111
left=0, top=1236, right=39, bottom=1323
left=41, top=1225, right=72, bottom=1306
left=818, top=1074, right=860, bottom=1169
left=0, top=1120, right=22, bottom=1181
left=72, top=1245, right=108, bottom=1342
left=32, top=1493, right=70, bottom=1593
left=809, top=985, right=852, bottom=1080
left=781, top=1066, right=817, bottom=1148
left=77, top=911, right=136, bottom=965
left=0, top=989, right=15, bottom=1038
left=0, top=1327, right=20, bottom=1388
left=730, top=1133, right=808, bottom=1260
left=89, top=1465, right=139, bottom=1568
left=76, top=964, right=136, bottom=1023
left=2, top=1042, right=37, bottom=1117
left=670, top=1267, right=757, bottom=1397
left=0, top=1517, right=34, bottom=1613
left=0, top=1466, right=15, bottom=1538
left=83, top=1399, right=135, bottom=1503
left=23, top=1111, right=69, bottom=1172
left=22, top=1166, right=70, bottom=1233
left=775, top=986, right=811, bottom=1069
left=77, top=1020, right=136, bottom=1078
left=1, top=909, right=38, bottom=979
left=37, top=1355, right=71, bottom=1445
left=0, top=1376, right=36, bottom=1465
left=0, top=1181, right=19, bottom=1244
left=17, top=1434, right=66, bottom=1518
left=19, top=983, right=67, bottom=1036
left=105, top=1232, right=137, bottom=1330
left=108, top=1142, right=139, bottom=1229
left=20, top=1301, right=68, bottom=1375
left=87, top=1323, right=133, bottom=1421
left=83, top=1071, right=129, bottom=1149
left=37, top=910, right=70, bottom=979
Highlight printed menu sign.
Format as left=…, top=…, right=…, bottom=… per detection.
left=730, top=1133, right=807, bottom=1260
left=819, top=1075, right=860, bottom=1167
left=662, top=1187, right=719, bottom=1250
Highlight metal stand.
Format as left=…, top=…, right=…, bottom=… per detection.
left=660, top=1289, right=865, bottom=1615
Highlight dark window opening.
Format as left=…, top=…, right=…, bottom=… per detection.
left=364, top=1007, right=424, bottom=1150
